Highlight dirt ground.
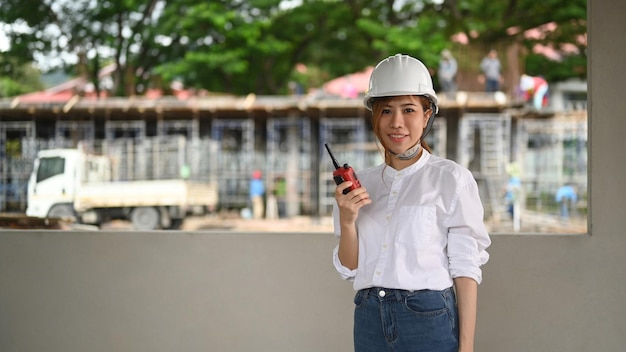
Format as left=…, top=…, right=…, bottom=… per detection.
left=181, top=214, right=335, bottom=232
left=86, top=211, right=587, bottom=234
left=9, top=207, right=583, bottom=234
left=98, top=214, right=335, bottom=232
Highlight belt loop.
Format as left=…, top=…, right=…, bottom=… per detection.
left=393, top=289, right=403, bottom=301
left=362, top=288, right=370, bottom=300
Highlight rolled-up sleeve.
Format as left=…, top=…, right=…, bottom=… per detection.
left=333, top=245, right=357, bottom=281
left=446, top=181, right=491, bottom=284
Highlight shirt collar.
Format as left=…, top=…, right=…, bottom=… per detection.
left=383, top=149, right=431, bottom=179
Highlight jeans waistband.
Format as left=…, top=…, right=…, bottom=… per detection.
left=358, top=287, right=453, bottom=301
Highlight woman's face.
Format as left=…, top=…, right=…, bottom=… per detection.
left=374, top=95, right=431, bottom=156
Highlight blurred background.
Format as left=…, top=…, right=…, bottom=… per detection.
left=0, top=0, right=587, bottom=233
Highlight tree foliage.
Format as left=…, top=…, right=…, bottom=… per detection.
left=0, top=0, right=587, bottom=97
left=0, top=55, right=43, bottom=97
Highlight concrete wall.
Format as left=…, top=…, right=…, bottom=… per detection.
left=2, top=1, right=625, bottom=351
left=0, top=232, right=355, bottom=351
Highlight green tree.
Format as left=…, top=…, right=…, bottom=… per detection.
left=0, top=0, right=587, bottom=96
left=0, top=54, right=43, bottom=97
left=431, top=0, right=587, bottom=81
left=0, top=0, right=165, bottom=96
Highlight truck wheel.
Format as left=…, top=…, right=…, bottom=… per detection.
left=48, top=204, right=77, bottom=223
left=130, top=207, right=160, bottom=230
left=168, top=219, right=184, bottom=230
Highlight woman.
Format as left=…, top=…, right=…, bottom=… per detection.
left=332, top=54, right=491, bottom=352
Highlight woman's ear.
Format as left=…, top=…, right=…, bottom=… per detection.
left=424, top=109, right=433, bottom=123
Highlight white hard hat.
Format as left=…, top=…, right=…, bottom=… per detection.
left=520, top=74, right=534, bottom=91
left=363, top=54, right=439, bottom=114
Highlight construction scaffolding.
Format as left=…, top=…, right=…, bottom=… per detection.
left=516, top=113, right=588, bottom=212
left=457, top=113, right=512, bottom=220
left=156, top=118, right=214, bottom=183
left=0, top=93, right=588, bottom=229
left=0, top=121, right=35, bottom=212
left=56, top=120, right=96, bottom=149
left=158, top=118, right=199, bottom=140
left=210, top=119, right=256, bottom=208
left=266, top=116, right=312, bottom=217
left=425, top=118, right=447, bottom=158
left=104, top=120, right=147, bottom=181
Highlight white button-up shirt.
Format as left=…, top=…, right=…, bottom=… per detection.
left=333, top=151, right=491, bottom=291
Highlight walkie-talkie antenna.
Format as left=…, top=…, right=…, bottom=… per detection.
left=324, top=143, right=340, bottom=170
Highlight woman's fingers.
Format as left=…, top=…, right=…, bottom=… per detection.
left=336, top=183, right=370, bottom=208
left=336, top=181, right=353, bottom=196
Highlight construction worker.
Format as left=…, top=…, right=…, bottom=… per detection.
left=438, top=49, right=458, bottom=95
left=519, top=74, right=549, bottom=109
left=249, top=169, right=265, bottom=219
left=331, top=54, right=491, bottom=352
left=479, top=49, right=503, bottom=92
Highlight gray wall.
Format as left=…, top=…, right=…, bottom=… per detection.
left=2, top=1, right=625, bottom=351
left=0, top=232, right=355, bottom=351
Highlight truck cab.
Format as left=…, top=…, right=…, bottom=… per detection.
left=26, top=149, right=111, bottom=220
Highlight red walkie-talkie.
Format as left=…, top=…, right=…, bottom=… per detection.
left=325, top=143, right=361, bottom=194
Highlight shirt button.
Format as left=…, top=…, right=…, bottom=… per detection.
left=378, top=290, right=386, bottom=297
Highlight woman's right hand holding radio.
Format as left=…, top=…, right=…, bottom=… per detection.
left=335, top=181, right=371, bottom=225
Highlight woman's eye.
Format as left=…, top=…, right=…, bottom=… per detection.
left=404, top=108, right=415, bottom=113
left=382, top=108, right=391, bottom=114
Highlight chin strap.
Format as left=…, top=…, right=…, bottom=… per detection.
left=389, top=142, right=422, bottom=160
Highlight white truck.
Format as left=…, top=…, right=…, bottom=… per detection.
left=26, top=148, right=218, bottom=230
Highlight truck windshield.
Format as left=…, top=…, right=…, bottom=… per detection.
left=36, top=157, right=65, bottom=183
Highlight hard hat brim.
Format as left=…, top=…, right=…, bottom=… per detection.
left=364, top=93, right=439, bottom=114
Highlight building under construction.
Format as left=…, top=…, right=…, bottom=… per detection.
left=0, top=82, right=587, bottom=230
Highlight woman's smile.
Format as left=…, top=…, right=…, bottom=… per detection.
left=388, top=133, right=409, bottom=142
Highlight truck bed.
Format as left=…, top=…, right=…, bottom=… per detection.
left=74, top=180, right=218, bottom=211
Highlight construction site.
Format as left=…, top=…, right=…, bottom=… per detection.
left=0, top=79, right=588, bottom=232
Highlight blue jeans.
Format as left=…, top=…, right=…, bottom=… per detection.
left=353, top=287, right=459, bottom=352
left=485, top=78, right=500, bottom=92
